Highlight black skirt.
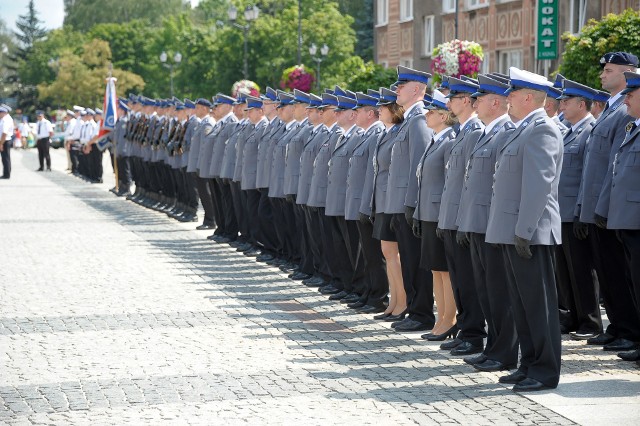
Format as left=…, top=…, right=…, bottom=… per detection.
left=420, top=221, right=448, bottom=271
left=372, top=213, right=397, bottom=241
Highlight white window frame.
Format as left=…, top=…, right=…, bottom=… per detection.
left=376, top=0, right=389, bottom=26
left=399, top=0, right=413, bottom=22
left=423, top=15, right=435, bottom=57
left=467, top=0, right=489, bottom=10
left=481, top=52, right=490, bottom=74
left=400, top=58, right=413, bottom=68
left=568, top=0, right=588, bottom=35
left=442, top=0, right=456, bottom=14
left=499, top=50, right=522, bottom=75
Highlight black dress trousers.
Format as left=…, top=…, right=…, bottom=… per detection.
left=293, top=202, right=314, bottom=275
left=306, top=206, right=331, bottom=281
left=443, top=229, right=487, bottom=347
left=1, top=140, right=11, bottom=178
left=356, top=220, right=389, bottom=308
left=257, top=189, right=279, bottom=255
left=194, top=175, right=215, bottom=225
left=502, top=244, right=561, bottom=388
left=392, top=214, right=435, bottom=326
left=555, top=223, right=602, bottom=334
left=469, top=233, right=518, bottom=365
left=590, top=225, right=640, bottom=340
left=619, top=230, right=640, bottom=326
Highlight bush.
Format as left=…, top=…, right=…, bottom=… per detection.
left=559, top=9, right=640, bottom=89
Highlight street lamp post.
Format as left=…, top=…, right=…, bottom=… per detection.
left=228, top=5, right=260, bottom=80
left=309, top=43, right=329, bottom=92
left=159, top=51, right=182, bottom=97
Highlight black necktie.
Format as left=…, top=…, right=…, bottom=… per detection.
left=38, top=121, right=42, bottom=136
left=564, top=128, right=573, bottom=140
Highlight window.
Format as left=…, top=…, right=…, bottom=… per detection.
left=442, top=0, right=456, bottom=13
left=400, top=58, right=413, bottom=68
left=423, top=16, right=435, bottom=56
left=380, top=61, right=389, bottom=69
left=568, top=0, right=588, bottom=34
left=480, top=52, right=491, bottom=74
left=400, top=0, right=413, bottom=21
left=499, top=50, right=522, bottom=75
left=467, top=0, right=489, bottom=9
left=376, top=0, right=389, bottom=26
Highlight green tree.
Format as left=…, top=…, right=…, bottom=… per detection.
left=559, top=9, right=640, bottom=89
left=344, top=61, right=397, bottom=93
left=13, top=0, right=47, bottom=60
left=38, top=39, right=145, bottom=108
left=11, top=0, right=48, bottom=109
left=209, top=0, right=356, bottom=94
left=337, top=0, right=373, bottom=61
left=63, top=0, right=189, bottom=32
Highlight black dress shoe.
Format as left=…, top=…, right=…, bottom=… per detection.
left=244, top=247, right=261, bottom=256
left=617, top=349, right=640, bottom=361
left=464, top=354, right=487, bottom=365
left=394, top=318, right=431, bottom=332
left=384, top=310, right=407, bottom=322
left=440, top=338, right=462, bottom=350
left=450, top=341, right=483, bottom=356
left=216, top=236, right=232, bottom=244
left=319, top=285, right=341, bottom=295
left=36, top=168, right=43, bottom=171
left=425, top=324, right=458, bottom=341
left=587, top=332, right=615, bottom=345
left=473, top=359, right=515, bottom=372
left=290, top=271, right=312, bottom=281
left=266, top=257, right=287, bottom=266
left=499, top=370, right=527, bottom=384
left=328, top=290, right=349, bottom=301
left=603, top=338, right=637, bottom=351
left=390, top=317, right=411, bottom=328
left=570, top=330, right=599, bottom=340
left=256, top=253, right=275, bottom=262
left=279, top=262, right=297, bottom=272
left=513, top=378, right=555, bottom=392
left=236, top=243, right=252, bottom=252
left=347, top=301, right=367, bottom=309
left=340, top=294, right=361, bottom=304
left=359, top=305, right=386, bottom=314
left=373, top=312, right=392, bottom=320
left=302, top=276, right=325, bottom=287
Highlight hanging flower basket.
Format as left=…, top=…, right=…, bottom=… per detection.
left=431, top=39, right=484, bottom=85
left=279, top=64, right=315, bottom=92
left=231, top=80, right=261, bottom=98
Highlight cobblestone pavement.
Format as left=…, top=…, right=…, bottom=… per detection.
left=1, top=149, right=638, bottom=425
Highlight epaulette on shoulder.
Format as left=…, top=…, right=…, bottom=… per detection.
left=503, top=122, right=516, bottom=130
left=534, top=117, right=546, bottom=126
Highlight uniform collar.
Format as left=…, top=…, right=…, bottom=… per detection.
left=403, top=101, right=424, bottom=119
left=483, top=113, right=510, bottom=134
left=514, top=108, right=545, bottom=127
left=571, top=113, right=593, bottom=132
left=434, top=127, right=452, bottom=141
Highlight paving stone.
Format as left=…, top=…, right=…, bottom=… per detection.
left=0, top=149, right=638, bottom=425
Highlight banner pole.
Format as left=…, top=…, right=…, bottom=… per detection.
left=108, top=63, right=120, bottom=193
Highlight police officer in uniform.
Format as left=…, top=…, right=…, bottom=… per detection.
left=456, top=75, right=518, bottom=371
left=575, top=52, right=640, bottom=351
left=0, top=105, right=14, bottom=179
left=554, top=79, right=601, bottom=339
left=595, top=71, right=640, bottom=362
left=387, top=66, right=435, bottom=332
left=437, top=76, right=486, bottom=355
left=485, top=67, right=563, bottom=392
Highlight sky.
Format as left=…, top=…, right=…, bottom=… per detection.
left=2, top=0, right=201, bottom=34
